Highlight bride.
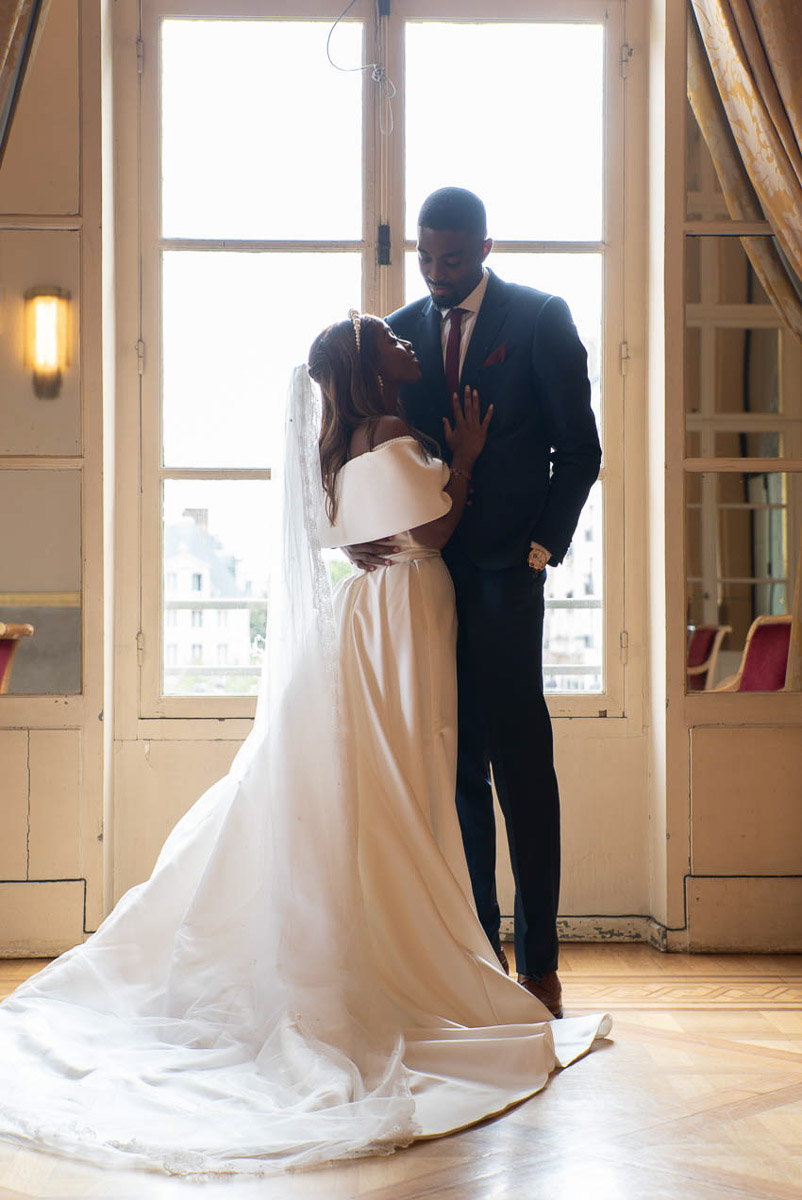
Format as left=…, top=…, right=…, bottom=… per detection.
left=0, top=312, right=609, bottom=1177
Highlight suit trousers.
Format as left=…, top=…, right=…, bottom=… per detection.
left=445, top=549, right=561, bottom=979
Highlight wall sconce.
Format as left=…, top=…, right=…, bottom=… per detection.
left=24, top=287, right=70, bottom=398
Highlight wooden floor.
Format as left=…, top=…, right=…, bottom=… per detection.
left=0, top=945, right=800, bottom=1199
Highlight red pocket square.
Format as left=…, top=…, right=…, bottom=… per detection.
left=481, top=343, right=507, bottom=368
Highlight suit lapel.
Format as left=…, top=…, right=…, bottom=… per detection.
left=416, top=298, right=447, bottom=405
left=460, top=271, right=510, bottom=388
left=413, top=300, right=451, bottom=422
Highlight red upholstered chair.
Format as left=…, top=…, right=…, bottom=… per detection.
left=712, top=615, right=792, bottom=693
left=0, top=622, right=34, bottom=694
left=686, top=624, right=731, bottom=691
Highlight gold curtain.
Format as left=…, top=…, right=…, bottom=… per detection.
left=689, top=0, right=802, bottom=339
left=0, top=0, right=49, bottom=169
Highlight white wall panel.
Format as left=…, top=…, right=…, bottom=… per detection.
left=0, top=731, right=29, bottom=880
left=687, top=876, right=802, bottom=952
left=28, top=729, right=82, bottom=879
left=0, top=881, right=85, bottom=956
left=112, top=739, right=240, bottom=901
left=0, top=230, right=81, bottom=456
left=692, top=727, right=802, bottom=877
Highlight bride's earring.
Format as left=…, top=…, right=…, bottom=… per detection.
left=377, top=374, right=385, bottom=395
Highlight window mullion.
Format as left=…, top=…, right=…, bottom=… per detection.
left=362, top=13, right=380, bottom=315
left=376, top=1, right=404, bottom=316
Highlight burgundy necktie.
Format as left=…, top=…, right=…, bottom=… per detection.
left=444, top=307, right=466, bottom=401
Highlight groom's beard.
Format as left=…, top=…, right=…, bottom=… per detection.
left=428, top=285, right=460, bottom=310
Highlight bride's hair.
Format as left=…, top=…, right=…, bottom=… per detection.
left=309, top=315, right=384, bottom=521
left=309, top=314, right=431, bottom=522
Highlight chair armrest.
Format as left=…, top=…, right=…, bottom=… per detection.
left=709, top=672, right=740, bottom=692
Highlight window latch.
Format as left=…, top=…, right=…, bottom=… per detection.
left=378, top=224, right=391, bottom=267
left=620, top=44, right=633, bottom=79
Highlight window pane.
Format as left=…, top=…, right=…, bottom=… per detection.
left=405, top=253, right=603, bottom=430
left=161, top=20, right=363, bottom=239
left=162, top=252, right=362, bottom=468
left=405, top=22, right=603, bottom=241
left=686, top=235, right=790, bottom=306
left=686, top=100, right=730, bottom=223
left=163, top=480, right=271, bottom=696
left=713, top=329, right=780, bottom=415
left=0, top=469, right=82, bottom=695
left=712, top=430, right=785, bottom=457
left=685, top=471, right=797, bottom=688
left=544, top=480, right=603, bottom=695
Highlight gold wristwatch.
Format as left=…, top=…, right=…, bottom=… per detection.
left=528, top=542, right=551, bottom=572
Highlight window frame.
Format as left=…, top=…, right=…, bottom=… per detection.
left=137, top=0, right=629, bottom=720
left=683, top=102, right=802, bottom=687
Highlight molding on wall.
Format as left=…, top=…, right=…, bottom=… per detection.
left=501, top=873, right=802, bottom=953
left=500, top=914, right=670, bottom=949
left=0, top=878, right=87, bottom=956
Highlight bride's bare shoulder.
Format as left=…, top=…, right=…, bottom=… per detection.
left=349, top=416, right=412, bottom=459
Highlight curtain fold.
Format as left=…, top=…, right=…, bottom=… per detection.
left=0, top=0, right=49, bottom=170
left=688, top=3, right=802, bottom=339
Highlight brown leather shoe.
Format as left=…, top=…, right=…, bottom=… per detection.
left=495, top=946, right=510, bottom=975
left=518, top=971, right=563, bottom=1018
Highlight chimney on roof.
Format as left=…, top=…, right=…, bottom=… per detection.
left=183, top=507, right=208, bottom=533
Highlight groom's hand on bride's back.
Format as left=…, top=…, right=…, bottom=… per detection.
left=344, top=538, right=401, bottom=572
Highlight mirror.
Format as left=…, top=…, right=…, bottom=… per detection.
left=0, top=469, right=82, bottom=695
left=686, top=471, right=800, bottom=691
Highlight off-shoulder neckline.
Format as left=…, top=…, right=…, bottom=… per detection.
left=342, top=435, right=420, bottom=470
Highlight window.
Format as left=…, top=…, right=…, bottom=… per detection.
left=684, top=101, right=802, bottom=689
left=402, top=18, right=610, bottom=699
left=191, top=644, right=202, bottom=664
left=140, top=0, right=626, bottom=718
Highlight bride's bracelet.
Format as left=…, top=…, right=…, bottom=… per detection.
left=450, top=467, right=472, bottom=483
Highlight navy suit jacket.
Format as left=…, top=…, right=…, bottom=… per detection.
left=387, top=270, right=602, bottom=570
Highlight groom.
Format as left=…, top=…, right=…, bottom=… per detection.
left=362, top=188, right=600, bottom=1017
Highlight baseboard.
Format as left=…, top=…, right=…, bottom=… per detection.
left=500, top=914, right=670, bottom=949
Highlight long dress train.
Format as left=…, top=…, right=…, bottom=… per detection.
left=0, top=370, right=610, bottom=1175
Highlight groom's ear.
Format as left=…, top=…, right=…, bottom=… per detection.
left=480, top=238, right=493, bottom=262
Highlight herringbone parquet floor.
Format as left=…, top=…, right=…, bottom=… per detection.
left=0, top=945, right=800, bottom=1199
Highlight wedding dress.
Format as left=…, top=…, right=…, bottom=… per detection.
left=0, top=369, right=610, bottom=1176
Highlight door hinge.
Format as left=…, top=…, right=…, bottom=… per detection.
left=136, top=630, right=145, bottom=665
left=378, top=223, right=391, bottom=267
left=620, top=43, right=633, bottom=78
left=135, top=339, right=145, bottom=375
left=619, top=341, right=631, bottom=376
left=620, top=630, right=630, bottom=664
left=136, top=37, right=144, bottom=75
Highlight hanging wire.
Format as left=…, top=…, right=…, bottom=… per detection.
left=326, top=0, right=396, bottom=134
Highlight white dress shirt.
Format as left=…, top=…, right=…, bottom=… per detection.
left=438, top=267, right=490, bottom=382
